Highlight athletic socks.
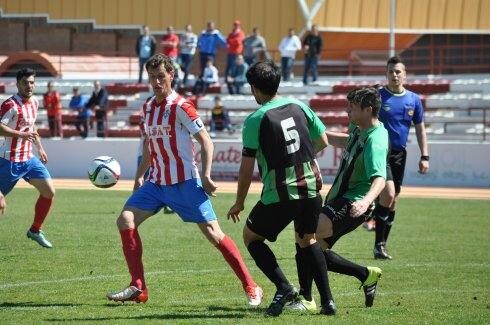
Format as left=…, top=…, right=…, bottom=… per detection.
left=295, top=243, right=313, bottom=301
left=301, top=243, right=333, bottom=305
left=30, top=196, right=52, bottom=233
left=120, top=228, right=145, bottom=290
left=216, top=235, right=256, bottom=289
left=247, top=240, right=290, bottom=291
left=374, top=204, right=390, bottom=245
left=324, top=249, right=368, bottom=283
left=384, top=210, right=396, bottom=243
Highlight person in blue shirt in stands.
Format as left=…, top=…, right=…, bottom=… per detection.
left=370, top=56, right=429, bottom=260
left=69, top=87, right=90, bottom=138
left=197, top=21, right=227, bottom=77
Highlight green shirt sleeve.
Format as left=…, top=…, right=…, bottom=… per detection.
left=242, top=112, right=262, bottom=150
left=363, top=128, right=388, bottom=180
left=298, top=102, right=326, bottom=140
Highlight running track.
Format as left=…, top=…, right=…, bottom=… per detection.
left=17, top=179, right=490, bottom=200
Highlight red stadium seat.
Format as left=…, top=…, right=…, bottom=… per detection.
left=107, top=127, right=140, bottom=137
left=309, top=95, right=348, bottom=111
left=106, top=83, right=150, bottom=95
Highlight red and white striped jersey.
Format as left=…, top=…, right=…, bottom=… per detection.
left=141, top=91, right=204, bottom=185
left=0, top=94, right=38, bottom=162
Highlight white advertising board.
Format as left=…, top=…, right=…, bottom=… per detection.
left=40, top=139, right=490, bottom=188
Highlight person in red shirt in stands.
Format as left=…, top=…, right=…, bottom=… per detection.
left=43, top=81, right=63, bottom=137
left=161, top=26, right=179, bottom=62
left=225, top=20, right=245, bottom=80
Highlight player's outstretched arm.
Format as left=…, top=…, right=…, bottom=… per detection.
left=194, top=129, right=217, bottom=196
left=350, top=176, right=386, bottom=218
left=227, top=156, right=255, bottom=223
left=134, top=137, right=150, bottom=191
left=325, top=130, right=349, bottom=148
left=0, top=191, right=6, bottom=215
left=415, top=122, right=429, bottom=174
left=33, top=127, right=48, bottom=163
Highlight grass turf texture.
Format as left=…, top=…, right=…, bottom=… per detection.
left=0, top=188, right=488, bottom=324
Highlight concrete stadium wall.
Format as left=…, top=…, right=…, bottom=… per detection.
left=40, top=139, right=490, bottom=188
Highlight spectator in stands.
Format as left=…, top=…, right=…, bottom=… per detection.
left=197, top=21, right=227, bottom=77
left=370, top=56, right=429, bottom=260
left=179, top=24, right=198, bottom=86
left=86, top=81, right=109, bottom=138
left=210, top=96, right=231, bottom=132
left=302, top=24, right=323, bottom=85
left=278, top=28, right=302, bottom=81
left=243, top=27, right=267, bottom=66
left=226, top=55, right=248, bottom=95
left=69, top=87, right=90, bottom=138
left=225, top=20, right=245, bottom=79
left=193, top=58, right=219, bottom=96
left=136, top=25, right=156, bottom=84
left=171, top=61, right=184, bottom=90
left=161, top=26, right=179, bottom=62
left=43, top=81, right=63, bottom=138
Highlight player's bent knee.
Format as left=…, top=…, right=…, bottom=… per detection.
left=198, top=221, right=224, bottom=244
left=295, top=233, right=316, bottom=248
left=243, top=225, right=263, bottom=246
left=117, top=211, right=135, bottom=229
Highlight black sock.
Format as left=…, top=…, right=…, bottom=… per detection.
left=247, top=240, right=290, bottom=291
left=384, top=210, right=395, bottom=243
left=374, top=204, right=390, bottom=245
left=295, top=243, right=313, bottom=301
left=324, top=249, right=368, bottom=283
left=301, top=243, right=333, bottom=305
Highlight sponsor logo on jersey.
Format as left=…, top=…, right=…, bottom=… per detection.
left=148, top=125, right=172, bottom=138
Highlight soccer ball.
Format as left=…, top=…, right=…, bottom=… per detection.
left=88, top=156, right=121, bottom=188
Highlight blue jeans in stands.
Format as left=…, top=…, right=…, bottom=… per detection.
left=179, top=53, right=194, bottom=86
left=303, top=55, right=318, bottom=84
left=281, top=57, right=295, bottom=81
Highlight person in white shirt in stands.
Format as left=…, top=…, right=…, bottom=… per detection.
left=193, top=58, right=219, bottom=96
left=278, top=28, right=302, bottom=82
left=179, top=24, right=198, bottom=86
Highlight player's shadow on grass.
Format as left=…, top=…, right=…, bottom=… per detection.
left=0, top=301, right=86, bottom=308
left=45, top=312, right=247, bottom=322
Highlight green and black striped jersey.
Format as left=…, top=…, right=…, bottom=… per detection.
left=325, top=122, right=389, bottom=204
left=242, top=97, right=326, bottom=204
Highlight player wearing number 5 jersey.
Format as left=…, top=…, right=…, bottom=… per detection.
left=227, top=60, right=336, bottom=316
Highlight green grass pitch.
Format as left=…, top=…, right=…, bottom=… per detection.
left=0, top=188, right=489, bottom=324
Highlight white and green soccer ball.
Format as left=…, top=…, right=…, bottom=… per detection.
left=88, top=156, right=121, bottom=188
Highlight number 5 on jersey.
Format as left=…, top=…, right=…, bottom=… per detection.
left=281, top=117, right=300, bottom=154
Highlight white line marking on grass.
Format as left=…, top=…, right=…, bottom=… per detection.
left=0, top=268, right=229, bottom=290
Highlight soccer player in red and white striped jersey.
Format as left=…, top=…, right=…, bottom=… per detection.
left=107, top=54, right=263, bottom=306
left=0, top=68, right=56, bottom=248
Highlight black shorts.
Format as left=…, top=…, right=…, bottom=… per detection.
left=322, top=197, right=374, bottom=248
left=386, top=149, right=407, bottom=194
left=246, top=195, right=322, bottom=242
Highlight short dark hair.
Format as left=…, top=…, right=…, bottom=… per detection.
left=246, top=60, right=281, bottom=96
left=145, top=54, right=175, bottom=73
left=16, top=68, right=36, bottom=82
left=349, top=87, right=381, bottom=117
left=387, top=56, right=404, bottom=67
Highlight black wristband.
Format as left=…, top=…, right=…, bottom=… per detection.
left=420, top=155, right=429, bottom=161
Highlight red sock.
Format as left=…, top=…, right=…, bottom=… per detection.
left=30, top=196, right=52, bottom=232
left=120, top=228, right=146, bottom=290
left=216, top=235, right=256, bottom=289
